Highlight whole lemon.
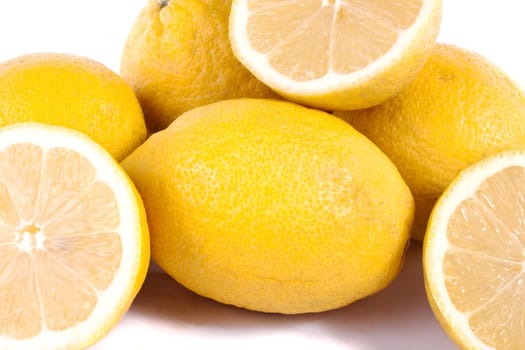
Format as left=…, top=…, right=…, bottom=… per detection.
left=122, top=98, right=414, bottom=314
left=120, top=0, right=278, bottom=132
left=335, top=43, right=525, bottom=241
left=0, top=53, right=147, bottom=161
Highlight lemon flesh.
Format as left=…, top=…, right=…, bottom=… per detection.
left=424, top=151, right=525, bottom=349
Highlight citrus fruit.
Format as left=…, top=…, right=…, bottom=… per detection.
left=0, top=123, right=149, bottom=349
left=122, top=98, right=414, bottom=314
left=0, top=53, right=147, bottom=161
left=120, top=0, right=278, bottom=132
left=335, top=43, right=525, bottom=241
left=228, top=0, right=442, bottom=111
left=423, top=150, right=525, bottom=349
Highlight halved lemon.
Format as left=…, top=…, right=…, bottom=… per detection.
left=229, top=0, right=442, bottom=111
left=0, top=123, right=149, bottom=350
left=424, top=150, right=525, bottom=349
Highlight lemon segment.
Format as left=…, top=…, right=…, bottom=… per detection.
left=229, top=0, right=442, bottom=110
left=424, top=151, right=525, bottom=349
left=0, top=123, right=149, bottom=350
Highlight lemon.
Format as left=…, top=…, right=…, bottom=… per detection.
left=229, top=0, right=442, bottom=111
left=122, top=98, right=414, bottom=314
left=0, top=53, right=147, bottom=161
left=423, top=150, right=525, bottom=349
left=0, top=123, right=149, bottom=350
left=120, top=0, right=278, bottom=132
left=335, top=43, right=525, bottom=241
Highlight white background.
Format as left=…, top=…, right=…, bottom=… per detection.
left=0, top=1, right=524, bottom=349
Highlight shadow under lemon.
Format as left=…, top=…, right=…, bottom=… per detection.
left=97, top=242, right=456, bottom=349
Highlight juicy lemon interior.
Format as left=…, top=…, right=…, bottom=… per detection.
left=445, top=166, right=525, bottom=348
left=0, top=143, right=121, bottom=339
left=246, top=0, right=423, bottom=81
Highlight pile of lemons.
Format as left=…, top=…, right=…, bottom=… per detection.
left=0, top=0, right=524, bottom=349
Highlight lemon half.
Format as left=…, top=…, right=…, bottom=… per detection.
left=424, top=150, right=525, bottom=349
left=229, top=0, right=442, bottom=110
left=0, top=123, right=149, bottom=350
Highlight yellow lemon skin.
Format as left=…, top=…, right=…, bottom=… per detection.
left=0, top=53, right=147, bottom=161
left=120, top=0, right=278, bottom=132
left=122, top=98, right=414, bottom=314
left=336, top=43, right=525, bottom=241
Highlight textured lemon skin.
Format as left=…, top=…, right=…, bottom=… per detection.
left=0, top=53, right=147, bottom=161
left=229, top=0, right=442, bottom=111
left=336, top=44, right=525, bottom=241
left=120, top=0, right=278, bottom=132
left=122, top=98, right=414, bottom=314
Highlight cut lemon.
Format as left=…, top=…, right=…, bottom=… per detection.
left=423, top=150, right=525, bottom=349
left=229, top=0, right=442, bottom=111
left=0, top=123, right=149, bottom=350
